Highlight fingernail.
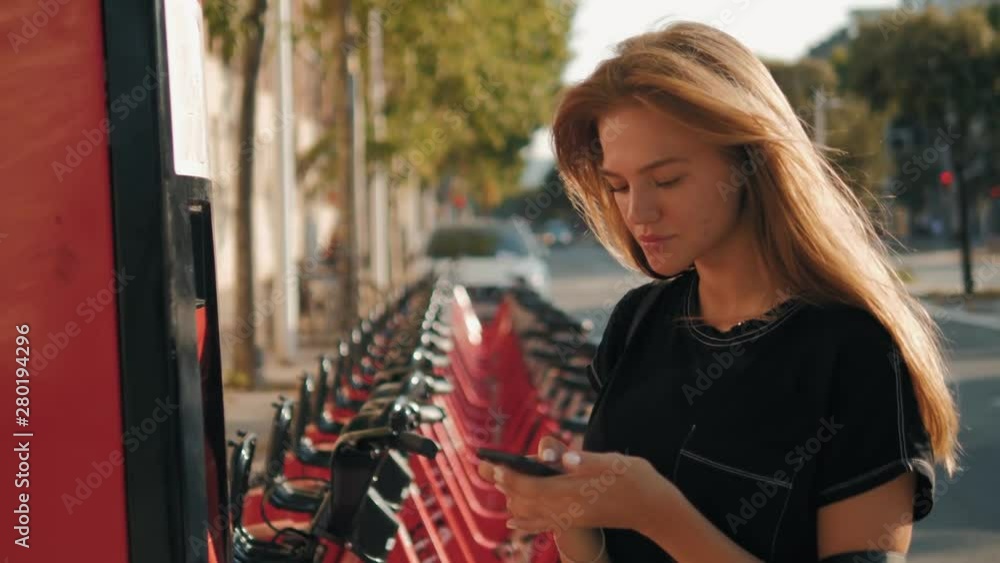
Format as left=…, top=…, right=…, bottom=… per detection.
left=506, top=520, right=520, bottom=529
left=541, top=448, right=557, bottom=462
left=493, top=467, right=504, bottom=483
left=563, top=452, right=581, bottom=466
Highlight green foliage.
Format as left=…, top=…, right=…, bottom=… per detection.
left=203, top=0, right=241, bottom=63
left=842, top=5, right=999, bottom=210
left=358, top=0, right=574, bottom=203
left=208, top=0, right=576, bottom=208
left=764, top=58, right=837, bottom=112
left=845, top=7, right=995, bottom=125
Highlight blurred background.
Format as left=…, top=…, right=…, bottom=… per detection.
left=208, top=1, right=1000, bottom=560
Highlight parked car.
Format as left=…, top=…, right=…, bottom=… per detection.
left=420, top=220, right=552, bottom=298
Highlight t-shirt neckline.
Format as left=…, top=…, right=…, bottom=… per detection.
left=682, top=269, right=802, bottom=345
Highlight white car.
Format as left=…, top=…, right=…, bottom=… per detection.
left=420, top=220, right=552, bottom=298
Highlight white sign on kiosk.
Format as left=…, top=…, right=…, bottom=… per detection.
left=164, top=0, right=211, bottom=178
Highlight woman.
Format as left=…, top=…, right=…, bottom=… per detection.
left=477, top=22, right=960, bottom=563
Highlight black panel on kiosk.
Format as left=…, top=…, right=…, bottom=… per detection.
left=101, top=1, right=228, bottom=562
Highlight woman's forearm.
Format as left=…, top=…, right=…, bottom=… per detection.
left=633, top=477, right=763, bottom=563
left=553, top=527, right=611, bottom=563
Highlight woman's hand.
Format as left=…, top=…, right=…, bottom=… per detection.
left=477, top=436, right=677, bottom=536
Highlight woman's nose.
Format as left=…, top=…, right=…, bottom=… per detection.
left=626, top=182, right=661, bottom=225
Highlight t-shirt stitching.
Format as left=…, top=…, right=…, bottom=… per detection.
left=817, top=459, right=907, bottom=497
left=891, top=350, right=913, bottom=470
left=683, top=277, right=804, bottom=346
left=769, top=472, right=796, bottom=561
left=688, top=302, right=805, bottom=346
left=679, top=450, right=793, bottom=488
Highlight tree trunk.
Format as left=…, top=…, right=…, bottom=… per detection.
left=326, top=0, right=358, bottom=337
left=233, top=0, right=269, bottom=389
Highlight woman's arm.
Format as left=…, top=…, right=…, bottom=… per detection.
left=816, top=472, right=915, bottom=558
left=632, top=474, right=762, bottom=562
left=633, top=470, right=916, bottom=562
left=552, top=527, right=611, bottom=563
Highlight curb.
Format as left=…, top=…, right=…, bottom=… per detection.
left=921, top=301, right=1000, bottom=332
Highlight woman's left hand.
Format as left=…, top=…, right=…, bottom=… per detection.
left=484, top=447, right=676, bottom=535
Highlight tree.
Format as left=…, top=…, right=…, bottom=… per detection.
left=323, top=0, right=359, bottom=337
left=369, top=0, right=573, bottom=205
left=282, top=0, right=574, bottom=327
left=843, top=6, right=997, bottom=294
left=844, top=7, right=996, bottom=190
left=204, top=0, right=269, bottom=388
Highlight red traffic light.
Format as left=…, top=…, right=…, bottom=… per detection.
left=939, top=170, right=954, bottom=187
left=990, top=186, right=1000, bottom=199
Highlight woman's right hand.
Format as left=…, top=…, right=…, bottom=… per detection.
left=476, top=435, right=569, bottom=486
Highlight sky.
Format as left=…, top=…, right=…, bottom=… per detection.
left=523, top=0, right=902, bottom=163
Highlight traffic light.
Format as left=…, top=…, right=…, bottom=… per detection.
left=939, top=170, right=954, bottom=190
left=990, top=185, right=1000, bottom=199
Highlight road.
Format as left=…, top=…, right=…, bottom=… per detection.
left=545, top=241, right=1000, bottom=562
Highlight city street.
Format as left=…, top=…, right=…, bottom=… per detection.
left=545, top=240, right=1000, bottom=562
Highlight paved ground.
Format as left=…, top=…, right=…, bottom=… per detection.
left=893, top=246, right=1000, bottom=296
left=223, top=240, right=1000, bottom=560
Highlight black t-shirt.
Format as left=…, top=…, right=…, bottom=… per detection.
left=583, top=269, right=936, bottom=562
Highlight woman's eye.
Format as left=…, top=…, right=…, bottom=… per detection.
left=654, top=175, right=685, bottom=188
left=608, top=184, right=629, bottom=194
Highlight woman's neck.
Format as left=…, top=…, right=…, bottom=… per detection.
left=692, top=223, right=787, bottom=331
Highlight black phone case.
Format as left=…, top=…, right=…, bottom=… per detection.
left=476, top=447, right=564, bottom=477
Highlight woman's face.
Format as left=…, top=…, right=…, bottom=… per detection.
left=597, top=104, right=745, bottom=276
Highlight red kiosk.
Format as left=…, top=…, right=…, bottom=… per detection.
left=1, top=1, right=229, bottom=561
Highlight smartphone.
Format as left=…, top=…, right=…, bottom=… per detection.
left=476, top=447, right=564, bottom=477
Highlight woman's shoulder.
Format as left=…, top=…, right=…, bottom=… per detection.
left=788, top=298, right=894, bottom=343
left=794, top=301, right=907, bottom=385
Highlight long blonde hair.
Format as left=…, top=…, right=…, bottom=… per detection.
left=552, top=21, right=960, bottom=475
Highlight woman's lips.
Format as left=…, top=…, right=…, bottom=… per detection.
left=638, top=235, right=676, bottom=245
left=637, top=235, right=677, bottom=256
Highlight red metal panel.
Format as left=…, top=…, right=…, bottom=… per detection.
left=0, top=1, right=129, bottom=561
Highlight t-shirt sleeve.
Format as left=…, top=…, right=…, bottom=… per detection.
left=814, top=311, right=937, bottom=521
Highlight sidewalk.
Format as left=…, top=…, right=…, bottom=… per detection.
left=889, top=246, right=1000, bottom=330
left=222, top=344, right=334, bottom=473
